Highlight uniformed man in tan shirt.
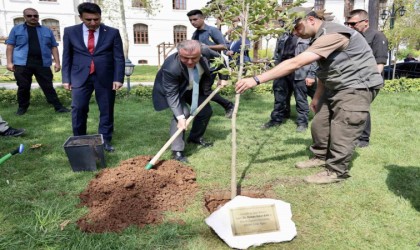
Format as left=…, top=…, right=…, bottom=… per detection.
left=235, top=7, right=383, bottom=184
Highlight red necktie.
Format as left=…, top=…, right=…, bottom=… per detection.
left=88, top=30, right=95, bottom=74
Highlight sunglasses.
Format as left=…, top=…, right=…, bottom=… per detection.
left=344, top=19, right=366, bottom=27
left=25, top=15, right=39, bottom=18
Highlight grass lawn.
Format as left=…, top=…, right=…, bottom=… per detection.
left=0, top=91, right=419, bottom=249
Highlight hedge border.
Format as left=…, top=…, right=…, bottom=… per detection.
left=0, top=78, right=419, bottom=105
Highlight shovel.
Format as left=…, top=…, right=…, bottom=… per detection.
left=145, top=86, right=222, bottom=170
left=0, top=144, right=24, bottom=165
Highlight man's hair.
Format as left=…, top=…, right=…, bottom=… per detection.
left=177, top=40, right=201, bottom=53
left=78, top=2, right=102, bottom=15
left=23, top=8, right=37, bottom=15
left=290, top=7, right=326, bottom=25
left=348, top=9, right=368, bottom=20
left=187, top=9, right=204, bottom=17
left=306, top=9, right=326, bottom=21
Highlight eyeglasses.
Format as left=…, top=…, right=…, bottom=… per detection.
left=344, top=19, right=366, bottom=27
left=25, top=15, right=39, bottom=18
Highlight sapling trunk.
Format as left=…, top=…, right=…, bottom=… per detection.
left=231, top=3, right=250, bottom=199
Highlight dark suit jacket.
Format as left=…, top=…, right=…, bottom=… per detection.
left=61, top=23, right=125, bottom=88
left=152, top=53, right=213, bottom=117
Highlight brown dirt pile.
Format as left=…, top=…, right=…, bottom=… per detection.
left=77, top=156, right=198, bottom=233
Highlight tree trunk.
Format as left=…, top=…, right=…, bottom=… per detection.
left=343, top=0, right=354, bottom=18
left=231, top=2, right=249, bottom=199
left=253, top=40, right=260, bottom=61
left=100, top=0, right=129, bottom=59
left=368, top=0, right=379, bottom=30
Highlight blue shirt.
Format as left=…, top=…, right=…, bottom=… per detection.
left=192, top=24, right=226, bottom=48
left=5, top=23, right=59, bottom=67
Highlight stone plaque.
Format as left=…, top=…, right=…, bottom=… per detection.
left=230, top=204, right=280, bottom=236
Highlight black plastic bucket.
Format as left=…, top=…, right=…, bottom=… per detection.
left=63, top=134, right=106, bottom=171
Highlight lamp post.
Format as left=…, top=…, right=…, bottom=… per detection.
left=124, top=59, right=135, bottom=94
left=381, top=4, right=406, bottom=79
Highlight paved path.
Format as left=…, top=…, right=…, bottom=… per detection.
left=0, top=81, right=153, bottom=90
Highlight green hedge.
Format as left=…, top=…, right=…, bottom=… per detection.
left=0, top=65, right=158, bottom=83
left=0, top=87, right=72, bottom=104
left=382, top=78, right=420, bottom=92
left=1, top=78, right=419, bottom=105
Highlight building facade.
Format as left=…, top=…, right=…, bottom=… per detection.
left=1, top=0, right=386, bottom=66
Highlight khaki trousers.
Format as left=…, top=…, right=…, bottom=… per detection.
left=310, top=88, right=375, bottom=176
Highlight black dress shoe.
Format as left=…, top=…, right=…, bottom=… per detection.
left=0, top=127, right=25, bottom=137
left=16, top=107, right=27, bottom=116
left=172, top=151, right=189, bottom=163
left=260, top=120, right=282, bottom=129
left=104, top=142, right=115, bottom=152
left=225, top=104, right=234, bottom=118
left=187, top=137, right=213, bottom=147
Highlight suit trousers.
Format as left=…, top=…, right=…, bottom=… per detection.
left=14, top=65, right=63, bottom=109
left=170, top=90, right=213, bottom=151
left=71, top=74, right=116, bottom=142
left=309, top=88, right=374, bottom=176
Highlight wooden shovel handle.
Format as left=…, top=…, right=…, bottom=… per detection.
left=146, top=86, right=222, bottom=169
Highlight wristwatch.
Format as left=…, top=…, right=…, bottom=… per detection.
left=253, top=76, right=261, bottom=85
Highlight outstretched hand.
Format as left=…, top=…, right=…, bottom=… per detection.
left=235, top=77, right=257, bottom=94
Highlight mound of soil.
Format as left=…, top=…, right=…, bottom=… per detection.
left=77, top=156, right=198, bottom=233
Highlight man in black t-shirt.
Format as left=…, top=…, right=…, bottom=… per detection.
left=346, top=9, right=388, bottom=148
left=6, top=8, right=69, bottom=115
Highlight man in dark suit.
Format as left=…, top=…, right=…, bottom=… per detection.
left=62, top=2, right=125, bottom=152
left=152, top=40, right=216, bottom=163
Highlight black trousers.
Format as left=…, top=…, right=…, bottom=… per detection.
left=14, top=65, right=63, bottom=109
left=271, top=73, right=315, bottom=126
left=358, top=89, right=380, bottom=143
left=270, top=74, right=293, bottom=123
